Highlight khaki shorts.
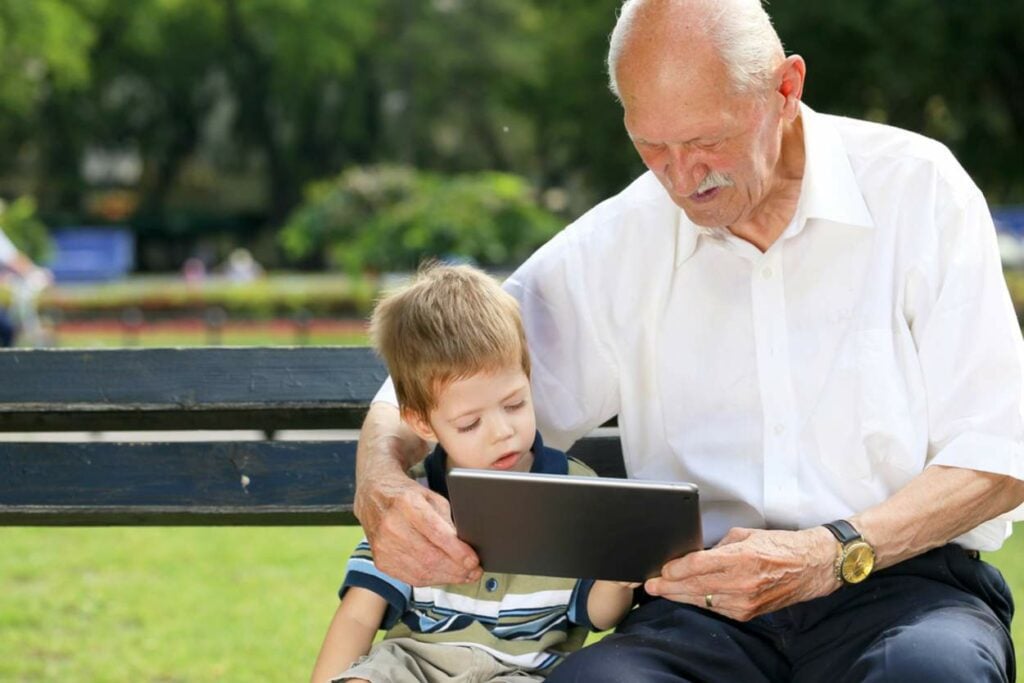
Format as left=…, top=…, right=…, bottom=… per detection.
left=332, top=638, right=546, bottom=683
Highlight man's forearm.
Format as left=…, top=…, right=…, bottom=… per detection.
left=353, top=402, right=430, bottom=519
left=852, top=465, right=1024, bottom=570
left=354, top=405, right=430, bottom=524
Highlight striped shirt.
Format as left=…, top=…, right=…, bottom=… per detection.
left=341, top=431, right=598, bottom=673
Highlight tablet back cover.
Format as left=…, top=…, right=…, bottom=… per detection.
left=448, top=469, right=702, bottom=582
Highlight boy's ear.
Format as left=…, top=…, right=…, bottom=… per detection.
left=401, top=407, right=437, bottom=443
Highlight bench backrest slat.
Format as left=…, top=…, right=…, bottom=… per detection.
left=0, top=347, right=387, bottom=431
left=0, top=347, right=625, bottom=526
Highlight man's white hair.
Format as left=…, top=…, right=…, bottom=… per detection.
left=607, top=0, right=785, bottom=100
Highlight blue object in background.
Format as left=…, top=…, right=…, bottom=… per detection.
left=993, top=207, right=1024, bottom=236
left=992, top=207, right=1024, bottom=268
left=48, top=227, right=135, bottom=283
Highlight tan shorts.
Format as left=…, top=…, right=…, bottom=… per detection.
left=332, top=638, right=546, bottom=683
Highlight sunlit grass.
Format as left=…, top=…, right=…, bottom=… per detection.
left=1, top=527, right=1021, bottom=681
left=0, top=526, right=363, bottom=682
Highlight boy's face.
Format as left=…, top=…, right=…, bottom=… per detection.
left=405, top=363, right=536, bottom=472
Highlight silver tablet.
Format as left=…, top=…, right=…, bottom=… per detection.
left=448, top=468, right=702, bottom=582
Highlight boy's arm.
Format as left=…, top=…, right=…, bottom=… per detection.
left=586, top=580, right=640, bottom=631
left=310, top=587, right=388, bottom=683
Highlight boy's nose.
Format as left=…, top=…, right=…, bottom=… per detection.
left=492, top=415, right=515, bottom=441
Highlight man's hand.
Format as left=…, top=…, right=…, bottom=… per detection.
left=354, top=471, right=481, bottom=586
left=644, top=526, right=838, bottom=621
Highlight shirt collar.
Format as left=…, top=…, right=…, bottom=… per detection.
left=424, top=430, right=568, bottom=499
left=793, top=102, right=874, bottom=233
left=674, top=102, right=874, bottom=266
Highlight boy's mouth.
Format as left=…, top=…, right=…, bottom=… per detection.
left=490, top=451, right=522, bottom=470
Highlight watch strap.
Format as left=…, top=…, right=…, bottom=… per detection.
left=823, top=519, right=861, bottom=544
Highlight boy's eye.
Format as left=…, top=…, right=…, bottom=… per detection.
left=505, top=400, right=526, bottom=411
left=456, top=419, right=480, bottom=433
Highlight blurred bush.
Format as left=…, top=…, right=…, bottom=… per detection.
left=39, top=274, right=378, bottom=321
left=280, top=165, right=563, bottom=273
left=0, top=196, right=53, bottom=263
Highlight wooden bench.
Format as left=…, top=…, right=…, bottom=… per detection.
left=0, top=347, right=625, bottom=526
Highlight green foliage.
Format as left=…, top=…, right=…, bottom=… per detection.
left=41, top=273, right=378, bottom=319
left=0, top=196, right=53, bottom=263
left=769, top=0, right=1024, bottom=202
left=0, top=0, right=94, bottom=116
left=281, top=166, right=562, bottom=273
left=3, top=0, right=1024, bottom=256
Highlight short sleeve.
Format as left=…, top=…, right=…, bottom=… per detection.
left=372, top=376, right=398, bottom=407
left=906, top=189, right=1024, bottom=518
left=340, top=538, right=411, bottom=629
left=565, top=578, right=597, bottom=630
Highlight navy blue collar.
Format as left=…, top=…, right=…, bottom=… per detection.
left=424, top=430, right=567, bottom=499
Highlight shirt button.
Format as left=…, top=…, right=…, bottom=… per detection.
left=485, top=578, right=499, bottom=592
left=774, top=423, right=786, bottom=435
left=762, top=266, right=774, bottom=279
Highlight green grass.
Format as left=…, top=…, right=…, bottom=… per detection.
left=0, top=527, right=364, bottom=682
left=1, top=527, right=1022, bottom=681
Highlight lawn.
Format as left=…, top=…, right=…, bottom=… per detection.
left=1, top=526, right=1022, bottom=681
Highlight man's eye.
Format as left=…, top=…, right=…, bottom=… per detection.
left=456, top=419, right=480, bottom=433
left=505, top=400, right=526, bottom=411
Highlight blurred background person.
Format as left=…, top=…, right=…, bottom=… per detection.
left=0, top=226, right=52, bottom=347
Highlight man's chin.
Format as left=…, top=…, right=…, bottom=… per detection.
left=678, top=203, right=731, bottom=229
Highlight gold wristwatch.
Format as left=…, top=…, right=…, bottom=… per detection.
left=823, top=520, right=875, bottom=585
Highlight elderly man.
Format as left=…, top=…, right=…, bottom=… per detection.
left=353, top=0, right=1024, bottom=680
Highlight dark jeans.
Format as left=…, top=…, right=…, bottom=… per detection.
left=0, top=309, right=14, bottom=347
left=550, top=545, right=1015, bottom=682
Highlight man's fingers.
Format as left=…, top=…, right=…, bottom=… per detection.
left=363, top=483, right=480, bottom=585
left=411, top=492, right=481, bottom=572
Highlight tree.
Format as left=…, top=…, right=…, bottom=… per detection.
left=0, top=0, right=94, bottom=207
left=281, top=165, right=561, bottom=273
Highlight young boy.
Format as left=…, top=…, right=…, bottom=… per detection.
left=311, top=264, right=638, bottom=683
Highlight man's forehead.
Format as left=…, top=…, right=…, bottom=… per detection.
left=622, top=90, right=753, bottom=143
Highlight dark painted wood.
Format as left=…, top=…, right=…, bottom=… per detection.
left=0, top=347, right=387, bottom=431
left=0, top=346, right=626, bottom=526
left=0, top=441, right=358, bottom=525
left=0, top=435, right=623, bottom=526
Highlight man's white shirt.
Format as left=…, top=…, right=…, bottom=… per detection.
left=377, top=104, right=1024, bottom=550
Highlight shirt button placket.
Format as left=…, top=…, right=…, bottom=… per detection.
left=750, top=249, right=800, bottom=528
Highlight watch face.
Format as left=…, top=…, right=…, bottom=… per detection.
left=842, top=542, right=875, bottom=584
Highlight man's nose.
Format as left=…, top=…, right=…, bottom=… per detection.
left=665, top=146, right=707, bottom=196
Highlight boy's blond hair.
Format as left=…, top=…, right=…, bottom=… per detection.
left=370, top=263, right=531, bottom=420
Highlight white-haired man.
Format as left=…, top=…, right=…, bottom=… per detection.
left=353, top=0, right=1023, bottom=679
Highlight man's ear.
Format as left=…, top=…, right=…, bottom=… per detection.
left=401, top=407, right=438, bottom=443
left=776, top=54, right=806, bottom=120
